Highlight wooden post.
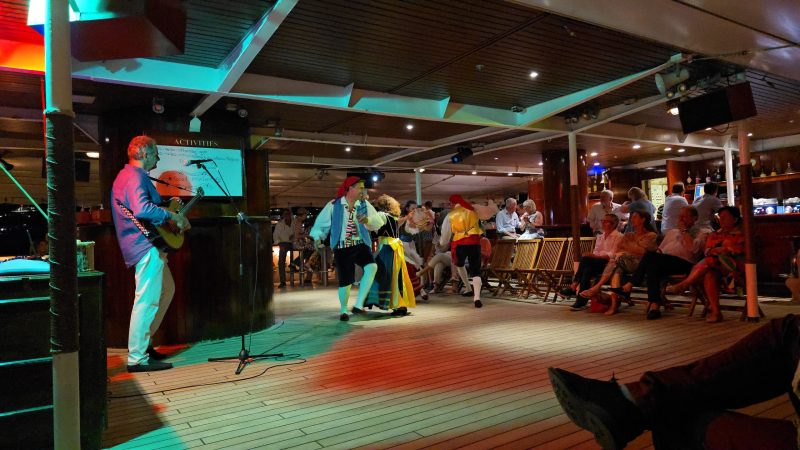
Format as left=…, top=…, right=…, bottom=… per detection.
left=737, top=124, right=759, bottom=321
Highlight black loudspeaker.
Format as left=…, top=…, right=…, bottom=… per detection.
left=346, top=172, right=374, bottom=188
left=678, top=82, right=757, bottom=134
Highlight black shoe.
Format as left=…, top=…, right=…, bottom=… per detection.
left=127, top=361, right=173, bottom=372
left=339, top=313, right=349, bottom=321
left=569, top=298, right=589, bottom=311
left=646, top=308, right=662, bottom=320
left=461, top=290, right=474, bottom=297
left=474, top=299, right=483, bottom=308
left=351, top=307, right=366, bottom=315
left=391, top=307, right=408, bottom=316
left=559, top=287, right=577, bottom=297
left=147, top=346, right=169, bottom=361
left=548, top=368, right=645, bottom=450
left=277, top=282, right=286, bottom=288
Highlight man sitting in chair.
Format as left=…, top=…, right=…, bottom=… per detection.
left=612, top=206, right=709, bottom=320
left=559, top=214, right=623, bottom=311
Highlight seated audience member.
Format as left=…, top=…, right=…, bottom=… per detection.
left=692, top=181, right=722, bottom=233
left=495, top=198, right=520, bottom=239
left=418, top=232, right=453, bottom=294
left=667, top=206, right=744, bottom=323
left=519, top=199, right=544, bottom=233
left=613, top=206, right=708, bottom=320
left=559, top=214, right=624, bottom=311
left=619, top=187, right=655, bottom=233
left=587, top=190, right=622, bottom=235
left=580, top=210, right=658, bottom=315
left=660, top=183, right=688, bottom=233
left=655, top=190, right=668, bottom=221
left=549, top=314, right=800, bottom=450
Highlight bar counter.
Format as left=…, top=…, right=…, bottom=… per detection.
left=79, top=216, right=274, bottom=348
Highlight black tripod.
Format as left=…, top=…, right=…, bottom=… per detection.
left=190, top=161, right=282, bottom=374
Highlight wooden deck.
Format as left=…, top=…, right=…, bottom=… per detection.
left=103, top=288, right=800, bottom=449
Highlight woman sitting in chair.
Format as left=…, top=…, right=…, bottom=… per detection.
left=667, top=206, right=745, bottom=323
left=579, top=210, right=658, bottom=315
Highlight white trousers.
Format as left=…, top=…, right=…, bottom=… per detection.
left=128, top=247, right=174, bottom=365
left=427, top=252, right=452, bottom=283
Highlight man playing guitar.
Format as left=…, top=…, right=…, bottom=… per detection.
left=111, top=135, right=191, bottom=372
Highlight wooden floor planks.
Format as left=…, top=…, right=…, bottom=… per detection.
left=103, top=288, right=800, bottom=449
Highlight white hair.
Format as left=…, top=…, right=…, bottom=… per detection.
left=601, top=189, right=613, bottom=200
left=505, top=198, right=517, bottom=207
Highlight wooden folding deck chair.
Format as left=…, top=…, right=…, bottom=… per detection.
left=540, top=237, right=598, bottom=302
left=518, top=238, right=565, bottom=300
left=494, top=239, right=540, bottom=297
left=481, top=240, right=515, bottom=293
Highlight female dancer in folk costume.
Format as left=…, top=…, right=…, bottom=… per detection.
left=310, top=176, right=386, bottom=321
left=439, top=195, right=497, bottom=308
left=365, top=194, right=416, bottom=316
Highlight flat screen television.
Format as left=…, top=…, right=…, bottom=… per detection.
left=147, top=135, right=244, bottom=198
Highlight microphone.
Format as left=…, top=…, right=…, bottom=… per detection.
left=183, top=158, right=213, bottom=166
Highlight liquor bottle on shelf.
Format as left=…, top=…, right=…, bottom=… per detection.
left=686, top=170, right=693, bottom=185
left=695, top=172, right=701, bottom=185
left=771, top=165, right=778, bottom=176
left=705, top=169, right=711, bottom=183
left=787, top=162, right=795, bottom=174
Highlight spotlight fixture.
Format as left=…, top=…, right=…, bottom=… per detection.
left=151, top=97, right=165, bottom=114
left=274, top=127, right=283, bottom=137
left=0, top=156, right=14, bottom=171
left=668, top=107, right=679, bottom=116
left=655, top=66, right=689, bottom=95
left=451, top=146, right=473, bottom=164
left=418, top=168, right=425, bottom=173
left=370, top=170, right=385, bottom=182
left=405, top=123, right=414, bottom=131
left=632, top=143, right=641, bottom=149
left=511, top=105, right=526, bottom=113
left=237, top=108, right=248, bottom=118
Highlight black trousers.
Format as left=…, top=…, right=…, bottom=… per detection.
left=574, top=255, right=608, bottom=291
left=634, top=314, right=800, bottom=449
left=629, top=251, right=694, bottom=304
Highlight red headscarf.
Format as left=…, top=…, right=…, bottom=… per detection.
left=449, top=194, right=474, bottom=210
left=336, top=176, right=363, bottom=198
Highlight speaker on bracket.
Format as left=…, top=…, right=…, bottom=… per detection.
left=678, top=82, right=757, bottom=134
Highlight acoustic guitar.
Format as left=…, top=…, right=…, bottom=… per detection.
left=146, top=187, right=204, bottom=251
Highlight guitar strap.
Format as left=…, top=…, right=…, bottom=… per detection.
left=115, top=199, right=154, bottom=240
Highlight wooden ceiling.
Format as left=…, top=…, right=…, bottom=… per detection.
left=3, top=0, right=800, bottom=201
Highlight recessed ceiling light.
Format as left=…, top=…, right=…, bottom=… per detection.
left=677, top=148, right=686, bottom=153
left=538, top=161, right=544, bottom=166
left=529, top=71, right=539, bottom=79
left=104, top=137, right=110, bottom=143
left=86, top=152, right=100, bottom=159
left=590, top=152, right=598, bottom=156
left=632, top=144, right=641, bottom=150
left=664, top=147, right=672, bottom=152
left=345, top=146, right=351, bottom=152
left=668, top=107, right=679, bottom=115
left=507, top=172, right=513, bottom=176
left=471, top=170, right=477, bottom=175
left=593, top=162, right=600, bottom=166
left=493, top=157, right=499, bottom=160
left=705, top=127, right=712, bottom=131
left=419, top=168, right=425, bottom=172
left=406, top=123, right=414, bottom=131
left=747, top=132, right=753, bottom=137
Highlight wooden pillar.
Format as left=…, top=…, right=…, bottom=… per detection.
left=527, top=179, right=545, bottom=221
left=568, top=133, right=582, bottom=269
left=737, top=124, right=759, bottom=321
left=542, top=148, right=588, bottom=225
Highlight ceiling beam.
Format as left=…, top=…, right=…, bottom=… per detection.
left=249, top=129, right=430, bottom=149
left=371, top=127, right=510, bottom=166
left=581, top=123, right=733, bottom=149
left=190, top=0, right=299, bottom=117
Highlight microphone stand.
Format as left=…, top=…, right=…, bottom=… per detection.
left=193, top=162, right=282, bottom=374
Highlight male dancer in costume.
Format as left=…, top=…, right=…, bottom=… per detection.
left=111, top=135, right=190, bottom=372
left=310, top=176, right=385, bottom=321
left=439, top=194, right=486, bottom=308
